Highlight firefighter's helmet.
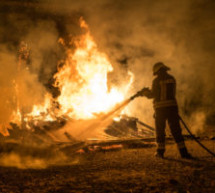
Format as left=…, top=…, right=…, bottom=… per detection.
left=153, top=62, right=170, bottom=75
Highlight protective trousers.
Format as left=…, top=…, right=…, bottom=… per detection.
left=155, top=106, right=185, bottom=154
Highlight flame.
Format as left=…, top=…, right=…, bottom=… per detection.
left=25, top=93, right=55, bottom=122
left=54, top=18, right=132, bottom=119
left=1, top=18, right=133, bottom=137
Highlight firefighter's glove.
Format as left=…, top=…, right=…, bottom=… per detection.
left=137, top=87, right=150, bottom=97
left=130, top=87, right=151, bottom=100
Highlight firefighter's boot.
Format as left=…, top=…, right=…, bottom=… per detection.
left=179, top=148, right=193, bottom=159
left=155, top=149, right=164, bottom=158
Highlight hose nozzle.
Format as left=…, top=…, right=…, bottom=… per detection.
left=130, top=87, right=150, bottom=101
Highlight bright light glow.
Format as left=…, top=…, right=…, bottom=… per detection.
left=54, top=18, right=132, bottom=119
left=7, top=18, right=134, bottom=135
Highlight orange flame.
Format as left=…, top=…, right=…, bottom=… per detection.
left=25, top=93, right=55, bottom=122
left=2, top=18, right=133, bottom=136
left=54, top=18, right=132, bottom=119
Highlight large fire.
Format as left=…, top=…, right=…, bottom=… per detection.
left=1, top=18, right=133, bottom=136
left=54, top=19, right=131, bottom=119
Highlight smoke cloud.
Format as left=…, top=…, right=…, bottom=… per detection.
left=0, top=0, right=215, bottom=135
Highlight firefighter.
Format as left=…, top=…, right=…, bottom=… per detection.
left=140, top=62, right=192, bottom=159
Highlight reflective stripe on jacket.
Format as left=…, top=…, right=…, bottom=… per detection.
left=151, top=73, right=177, bottom=109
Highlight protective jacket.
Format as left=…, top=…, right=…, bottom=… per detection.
left=146, top=72, right=178, bottom=109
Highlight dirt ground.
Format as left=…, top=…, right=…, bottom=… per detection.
left=0, top=139, right=214, bottom=193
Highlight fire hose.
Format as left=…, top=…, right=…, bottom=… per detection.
left=129, top=88, right=215, bottom=158
left=179, top=116, right=215, bottom=157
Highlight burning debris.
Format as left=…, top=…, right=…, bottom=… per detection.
left=0, top=18, right=134, bottom=142
left=105, top=115, right=154, bottom=138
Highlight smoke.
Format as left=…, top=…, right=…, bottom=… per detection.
left=0, top=0, right=215, bottom=136
left=0, top=48, right=17, bottom=125
left=0, top=153, right=49, bottom=169
left=0, top=147, right=78, bottom=169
